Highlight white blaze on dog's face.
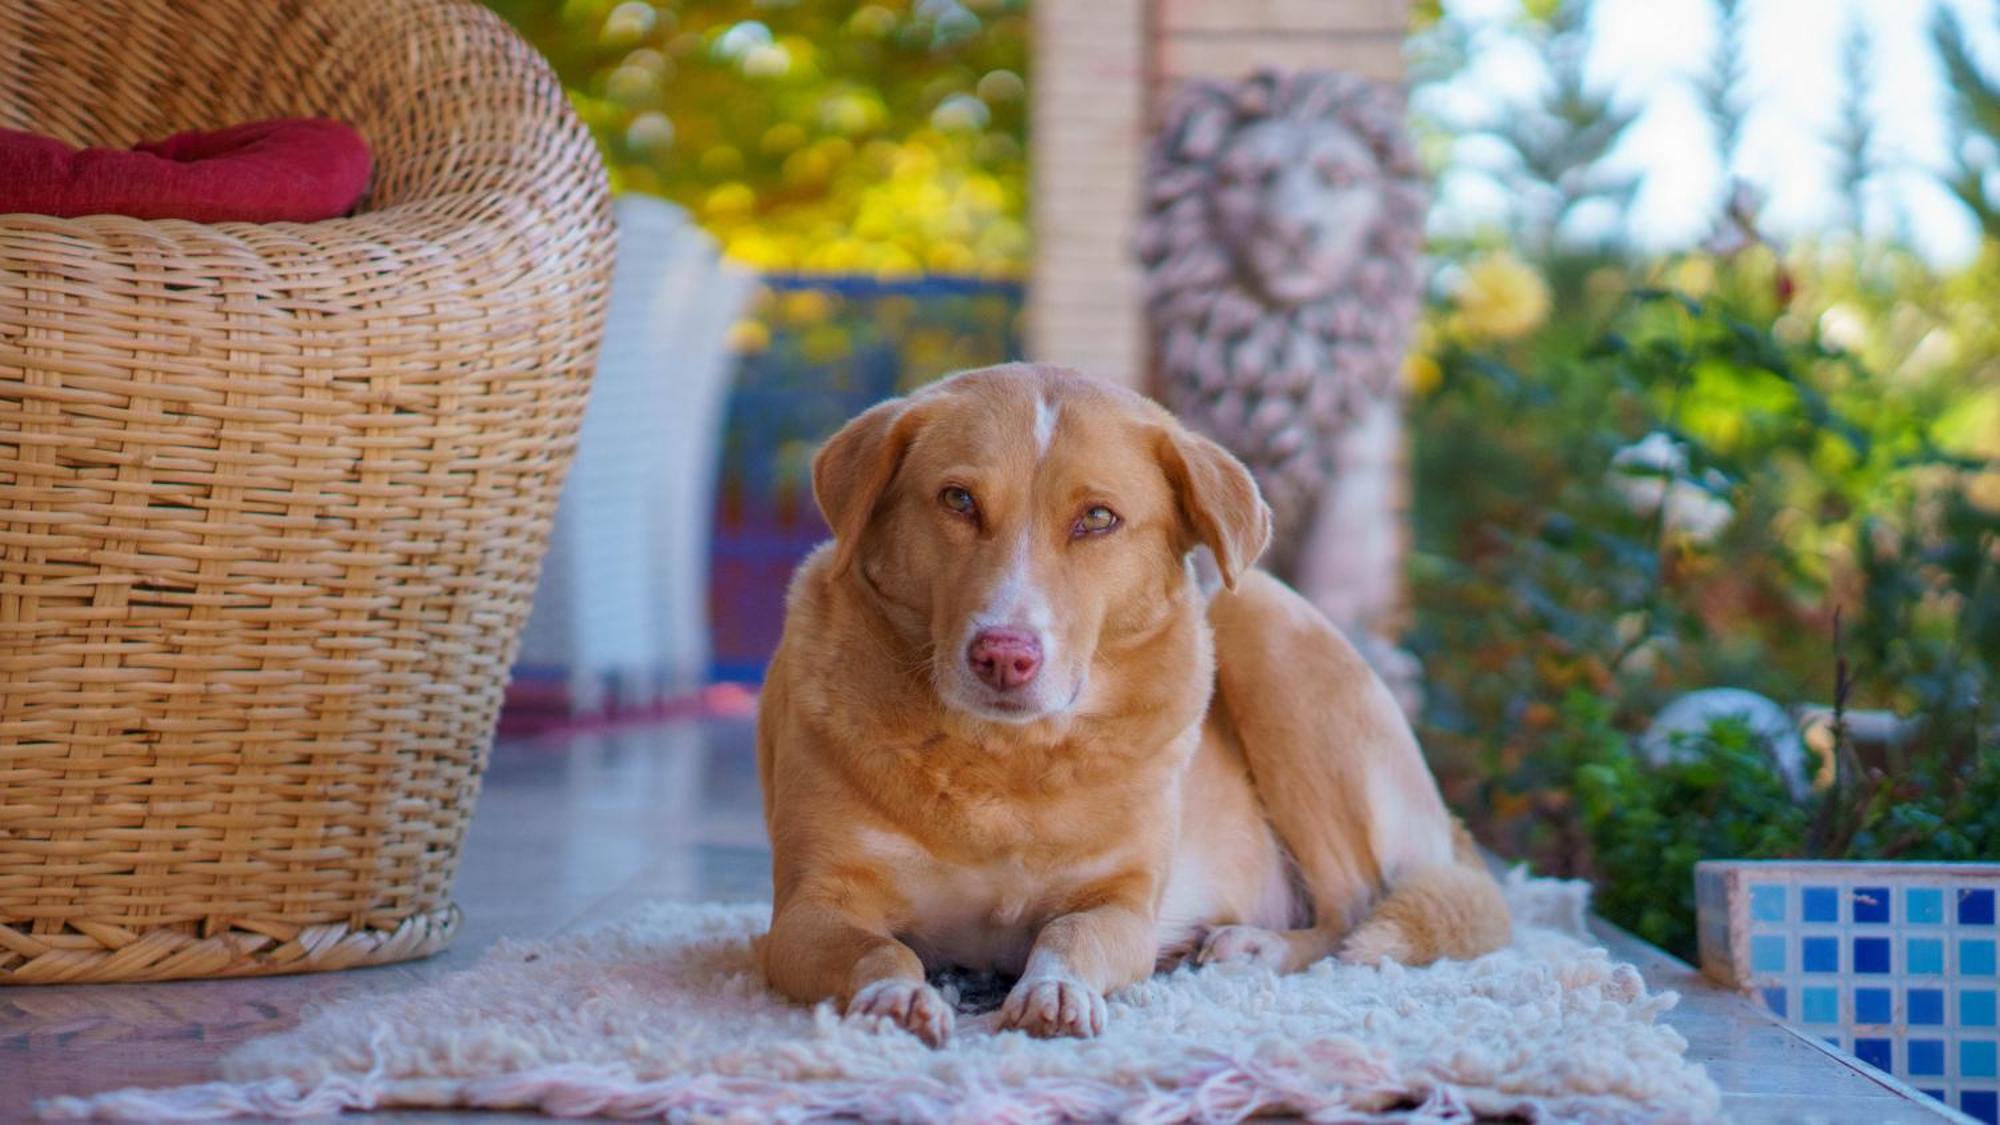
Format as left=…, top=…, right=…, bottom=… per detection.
left=811, top=364, right=1272, bottom=725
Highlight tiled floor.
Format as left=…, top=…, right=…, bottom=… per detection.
left=2, top=717, right=1961, bottom=1122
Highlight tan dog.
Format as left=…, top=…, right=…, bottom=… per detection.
left=755, top=363, right=1507, bottom=1044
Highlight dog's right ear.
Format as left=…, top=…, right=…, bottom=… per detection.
left=812, top=396, right=923, bottom=580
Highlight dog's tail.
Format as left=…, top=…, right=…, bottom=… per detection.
left=1338, top=821, right=1512, bottom=966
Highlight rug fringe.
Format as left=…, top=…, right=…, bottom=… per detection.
left=37, top=1052, right=1687, bottom=1123
left=38, top=1076, right=368, bottom=1121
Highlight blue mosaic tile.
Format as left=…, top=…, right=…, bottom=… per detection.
left=1855, top=937, right=1892, bottom=974
left=1855, top=987, right=1892, bottom=1024
left=1966, top=989, right=1997, bottom=1028
left=1964, top=1090, right=1997, bottom=1125
left=1907, top=887, right=1944, bottom=924
left=1761, top=986, right=1787, bottom=1018
left=1922, top=1089, right=1947, bottom=1105
left=1964, top=888, right=1997, bottom=926
left=1909, top=1039, right=1945, bottom=1076
left=1854, top=887, right=1892, bottom=923
left=1909, top=988, right=1945, bottom=1025
left=1751, top=935, right=1786, bottom=973
left=1967, top=938, right=1999, bottom=978
left=1802, top=986, right=1839, bottom=1024
left=1964, top=1040, right=1998, bottom=1080
left=1750, top=883, right=1786, bottom=922
left=1909, top=938, right=1945, bottom=976
left=1697, top=862, right=2000, bottom=1107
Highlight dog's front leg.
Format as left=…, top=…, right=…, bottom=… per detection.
left=763, top=894, right=953, bottom=1046
left=998, top=901, right=1154, bottom=1038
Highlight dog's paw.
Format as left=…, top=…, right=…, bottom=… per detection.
left=1196, top=924, right=1289, bottom=969
left=845, top=979, right=954, bottom=1047
left=998, top=976, right=1106, bottom=1038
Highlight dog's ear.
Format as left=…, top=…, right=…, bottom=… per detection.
left=813, top=396, right=924, bottom=579
left=1157, top=426, right=1272, bottom=590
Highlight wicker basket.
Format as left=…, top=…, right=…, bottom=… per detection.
left=0, top=0, right=612, bottom=983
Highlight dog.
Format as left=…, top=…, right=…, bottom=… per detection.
left=755, top=363, right=1508, bottom=1044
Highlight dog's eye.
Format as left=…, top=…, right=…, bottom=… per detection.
left=1073, top=505, right=1120, bottom=538
left=940, top=486, right=978, bottom=518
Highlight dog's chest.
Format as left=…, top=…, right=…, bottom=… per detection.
left=897, top=859, right=1043, bottom=975
left=861, top=828, right=1117, bottom=976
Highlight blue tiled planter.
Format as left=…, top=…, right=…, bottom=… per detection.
left=1697, top=860, right=2000, bottom=1122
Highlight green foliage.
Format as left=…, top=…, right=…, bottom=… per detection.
left=1564, top=698, right=1809, bottom=952
left=1412, top=263, right=2000, bottom=957
left=482, top=0, right=1028, bottom=275
left=1934, top=4, right=2000, bottom=238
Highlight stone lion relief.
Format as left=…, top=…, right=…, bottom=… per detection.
left=1138, top=69, right=1428, bottom=706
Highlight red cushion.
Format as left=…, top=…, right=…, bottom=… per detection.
left=0, top=118, right=372, bottom=223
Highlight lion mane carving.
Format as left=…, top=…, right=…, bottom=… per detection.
left=1137, top=69, right=1426, bottom=577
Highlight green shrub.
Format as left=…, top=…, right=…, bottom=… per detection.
left=1411, top=270, right=1999, bottom=957
left=1565, top=697, right=1809, bottom=953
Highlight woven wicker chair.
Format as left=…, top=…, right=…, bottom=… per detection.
left=0, top=0, right=612, bottom=982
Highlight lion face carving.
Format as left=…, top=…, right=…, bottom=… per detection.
left=1137, top=70, right=1426, bottom=574
left=1209, top=118, right=1387, bottom=307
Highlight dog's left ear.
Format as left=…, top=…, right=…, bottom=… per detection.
left=1157, top=426, right=1272, bottom=590
left=813, top=396, right=924, bottom=580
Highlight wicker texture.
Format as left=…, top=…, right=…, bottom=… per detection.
left=0, top=0, right=612, bottom=983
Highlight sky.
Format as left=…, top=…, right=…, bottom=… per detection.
left=1427, top=0, right=2000, bottom=264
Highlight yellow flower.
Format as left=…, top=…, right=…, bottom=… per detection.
left=1669, top=255, right=1715, bottom=299
left=780, top=290, right=833, bottom=324
left=722, top=231, right=788, bottom=270
left=697, top=145, right=744, bottom=178
left=870, top=244, right=923, bottom=280
left=726, top=319, right=770, bottom=354
left=803, top=238, right=867, bottom=272
left=925, top=242, right=977, bottom=273
left=760, top=122, right=807, bottom=156
left=704, top=182, right=756, bottom=221
left=782, top=148, right=831, bottom=188
left=1403, top=352, right=1443, bottom=397
left=1451, top=252, right=1552, bottom=342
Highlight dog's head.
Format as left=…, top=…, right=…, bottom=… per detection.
left=812, top=363, right=1271, bottom=725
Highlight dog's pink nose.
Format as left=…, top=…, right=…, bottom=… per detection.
left=967, top=628, right=1042, bottom=692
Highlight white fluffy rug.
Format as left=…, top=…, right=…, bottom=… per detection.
left=41, top=871, right=1720, bottom=1122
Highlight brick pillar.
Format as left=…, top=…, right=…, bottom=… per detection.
left=1153, top=0, right=1409, bottom=91
left=1026, top=0, right=1151, bottom=388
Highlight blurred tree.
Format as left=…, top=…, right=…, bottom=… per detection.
left=1480, top=0, right=1639, bottom=254
left=1829, top=18, right=1876, bottom=236
left=1933, top=4, right=2000, bottom=238
left=1700, top=0, right=1748, bottom=179
left=482, top=0, right=1029, bottom=276
left=1403, top=0, right=1473, bottom=202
